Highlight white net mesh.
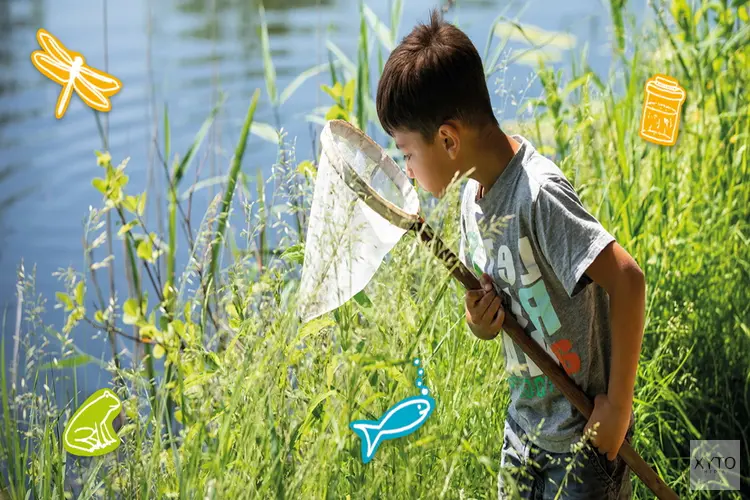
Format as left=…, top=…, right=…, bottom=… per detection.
left=297, top=120, right=420, bottom=323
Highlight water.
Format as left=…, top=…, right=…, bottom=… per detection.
left=0, top=0, right=619, bottom=399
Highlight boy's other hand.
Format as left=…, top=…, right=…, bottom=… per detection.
left=465, top=273, right=505, bottom=340
left=583, top=393, right=631, bottom=461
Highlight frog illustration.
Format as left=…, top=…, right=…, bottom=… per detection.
left=63, top=388, right=122, bottom=456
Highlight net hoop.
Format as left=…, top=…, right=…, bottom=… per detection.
left=320, top=119, right=420, bottom=230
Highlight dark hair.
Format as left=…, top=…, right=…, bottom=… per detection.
left=376, top=8, right=498, bottom=143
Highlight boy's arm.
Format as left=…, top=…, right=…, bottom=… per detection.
left=586, top=241, right=645, bottom=410
left=584, top=241, right=646, bottom=460
left=531, top=177, right=645, bottom=460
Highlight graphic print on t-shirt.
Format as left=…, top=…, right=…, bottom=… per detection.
left=459, top=134, right=622, bottom=453
left=463, top=204, right=581, bottom=401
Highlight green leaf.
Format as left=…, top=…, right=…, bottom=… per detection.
left=123, top=298, right=140, bottom=325
left=115, top=157, right=131, bottom=172
left=95, top=151, right=112, bottom=167
left=137, top=193, right=147, bottom=216
left=298, top=316, right=336, bottom=343
left=140, top=323, right=159, bottom=340
left=325, top=104, right=347, bottom=121
left=153, top=344, right=166, bottom=359
left=56, top=292, right=74, bottom=311
left=75, top=281, right=85, bottom=306
left=280, top=63, right=331, bottom=105
left=738, top=5, right=749, bottom=22
left=343, top=79, right=356, bottom=112
left=280, top=243, right=305, bottom=264
left=321, top=82, right=343, bottom=102
left=296, top=160, right=316, bottom=178
left=353, top=290, right=373, bottom=308
left=137, top=239, right=153, bottom=262
left=94, top=310, right=105, bottom=323
left=63, top=308, right=82, bottom=334
left=562, top=73, right=592, bottom=100
left=92, top=178, right=108, bottom=195
left=122, top=195, right=138, bottom=213
left=171, top=319, right=185, bottom=338
left=250, top=122, right=279, bottom=143
left=115, top=173, right=129, bottom=189
left=118, top=220, right=139, bottom=236
left=39, top=354, right=96, bottom=370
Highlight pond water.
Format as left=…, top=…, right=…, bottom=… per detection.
left=0, top=0, right=623, bottom=397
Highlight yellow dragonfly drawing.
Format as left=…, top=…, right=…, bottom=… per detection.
left=30, top=28, right=122, bottom=119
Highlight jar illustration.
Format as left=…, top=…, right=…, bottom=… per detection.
left=639, top=74, right=686, bottom=146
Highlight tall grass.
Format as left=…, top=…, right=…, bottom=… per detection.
left=1, top=1, right=749, bottom=498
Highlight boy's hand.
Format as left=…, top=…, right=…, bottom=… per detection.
left=583, top=393, right=631, bottom=461
left=465, top=273, right=505, bottom=340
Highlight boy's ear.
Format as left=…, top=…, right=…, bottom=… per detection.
left=438, top=122, right=460, bottom=160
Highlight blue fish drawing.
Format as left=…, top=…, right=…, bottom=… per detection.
left=350, top=394, right=436, bottom=464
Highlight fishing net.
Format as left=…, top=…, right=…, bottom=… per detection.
left=296, top=120, right=420, bottom=323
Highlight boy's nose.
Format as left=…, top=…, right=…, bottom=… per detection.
left=406, top=165, right=415, bottom=179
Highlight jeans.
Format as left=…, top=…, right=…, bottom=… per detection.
left=497, top=416, right=634, bottom=499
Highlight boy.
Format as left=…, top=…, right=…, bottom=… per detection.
left=375, top=9, right=646, bottom=500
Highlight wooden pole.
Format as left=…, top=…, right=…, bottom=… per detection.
left=412, top=218, right=679, bottom=500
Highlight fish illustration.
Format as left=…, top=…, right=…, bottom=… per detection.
left=350, top=394, right=435, bottom=464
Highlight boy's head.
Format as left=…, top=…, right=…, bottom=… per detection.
left=376, top=9, right=498, bottom=198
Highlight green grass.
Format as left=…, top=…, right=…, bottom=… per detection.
left=1, top=1, right=749, bottom=498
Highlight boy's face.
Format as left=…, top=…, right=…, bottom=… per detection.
left=392, top=123, right=461, bottom=199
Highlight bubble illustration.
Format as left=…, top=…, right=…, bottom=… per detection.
left=412, top=358, right=430, bottom=397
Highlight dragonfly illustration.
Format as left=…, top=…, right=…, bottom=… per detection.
left=30, top=28, right=122, bottom=119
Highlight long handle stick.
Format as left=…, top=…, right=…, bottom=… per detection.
left=412, top=219, right=679, bottom=500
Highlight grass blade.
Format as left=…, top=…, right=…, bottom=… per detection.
left=326, top=40, right=357, bottom=79
left=280, top=63, right=331, bottom=105
left=250, top=121, right=280, bottom=144
left=356, top=3, right=370, bottom=131
left=173, top=96, right=224, bottom=186
left=364, top=4, right=394, bottom=52
left=209, top=89, right=261, bottom=285
left=390, top=0, right=403, bottom=46
left=259, top=2, right=278, bottom=106
left=163, top=103, right=171, bottom=168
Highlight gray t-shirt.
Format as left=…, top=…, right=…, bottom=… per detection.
left=459, top=134, right=633, bottom=453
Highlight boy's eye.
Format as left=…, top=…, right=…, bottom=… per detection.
left=403, top=154, right=412, bottom=162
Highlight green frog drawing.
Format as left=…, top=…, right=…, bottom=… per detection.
left=63, top=388, right=122, bottom=456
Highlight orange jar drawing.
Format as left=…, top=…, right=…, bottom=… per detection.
left=639, top=74, right=686, bottom=146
